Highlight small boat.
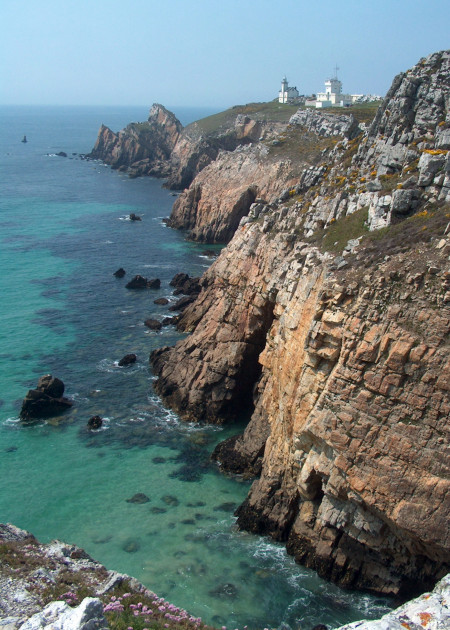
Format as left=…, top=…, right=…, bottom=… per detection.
left=21, top=135, right=27, bottom=143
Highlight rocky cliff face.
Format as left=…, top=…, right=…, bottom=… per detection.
left=88, top=104, right=182, bottom=177
left=167, top=109, right=362, bottom=243
left=151, top=51, right=450, bottom=596
left=88, top=105, right=277, bottom=193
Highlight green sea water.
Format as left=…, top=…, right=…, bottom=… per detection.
left=0, top=106, right=393, bottom=629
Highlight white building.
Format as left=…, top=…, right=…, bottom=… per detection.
left=314, top=69, right=352, bottom=108
left=278, top=76, right=299, bottom=103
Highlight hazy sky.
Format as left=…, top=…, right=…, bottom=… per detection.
left=1, top=0, right=448, bottom=109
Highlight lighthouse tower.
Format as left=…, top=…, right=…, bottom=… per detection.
left=278, top=76, right=299, bottom=103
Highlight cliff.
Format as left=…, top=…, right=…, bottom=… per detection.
left=167, top=108, right=364, bottom=243
left=88, top=104, right=182, bottom=177
left=88, top=103, right=284, bottom=191
left=151, top=50, right=450, bottom=596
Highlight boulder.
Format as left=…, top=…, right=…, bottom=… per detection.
left=145, top=318, right=162, bottom=330
left=170, top=272, right=190, bottom=288
left=168, top=295, right=197, bottom=312
left=118, top=353, right=137, bottom=366
left=161, top=316, right=177, bottom=326
left=20, top=597, right=108, bottom=630
left=170, top=273, right=201, bottom=296
left=87, top=416, right=103, bottom=430
left=20, top=375, right=72, bottom=422
left=154, top=297, right=169, bottom=305
left=113, top=268, right=126, bottom=278
left=125, top=275, right=161, bottom=289
left=147, top=278, right=161, bottom=289
left=129, top=213, right=141, bottom=221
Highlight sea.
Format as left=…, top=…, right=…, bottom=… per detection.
left=0, top=105, right=393, bottom=629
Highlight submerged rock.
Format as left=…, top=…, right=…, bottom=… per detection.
left=122, top=538, right=140, bottom=553
left=208, top=582, right=238, bottom=600
left=129, top=212, right=141, bottom=221
left=19, top=375, right=72, bottom=423
left=113, top=267, right=126, bottom=278
left=161, top=494, right=179, bottom=507
left=126, top=493, right=150, bottom=504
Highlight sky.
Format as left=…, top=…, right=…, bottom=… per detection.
left=0, top=0, right=449, bottom=109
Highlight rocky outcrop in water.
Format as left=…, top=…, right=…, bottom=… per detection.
left=20, top=375, right=73, bottom=422
left=151, top=51, right=450, bottom=596
left=88, top=106, right=275, bottom=193
left=88, top=104, right=182, bottom=177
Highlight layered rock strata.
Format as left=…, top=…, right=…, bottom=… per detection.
left=88, top=104, right=182, bottom=177
left=151, top=51, right=450, bottom=596
left=89, top=106, right=276, bottom=191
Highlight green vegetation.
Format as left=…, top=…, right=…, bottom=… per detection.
left=190, top=101, right=380, bottom=136
left=267, top=126, right=337, bottom=167
left=189, top=101, right=299, bottom=135
left=313, top=205, right=370, bottom=254
left=363, top=204, right=449, bottom=248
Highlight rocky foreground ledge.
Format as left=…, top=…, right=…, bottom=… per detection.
left=1, top=524, right=449, bottom=630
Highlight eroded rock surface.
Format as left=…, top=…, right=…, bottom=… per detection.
left=20, top=375, right=72, bottom=422
left=151, top=51, right=450, bottom=596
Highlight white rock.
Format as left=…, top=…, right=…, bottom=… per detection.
left=19, top=597, right=107, bottom=630
left=336, top=573, right=450, bottom=629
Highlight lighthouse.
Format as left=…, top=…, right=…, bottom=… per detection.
left=278, top=76, right=299, bottom=103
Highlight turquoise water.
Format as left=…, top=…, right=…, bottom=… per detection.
left=0, top=106, right=392, bottom=629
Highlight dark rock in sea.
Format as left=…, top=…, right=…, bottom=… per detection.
left=113, top=267, right=126, bottom=278
left=122, top=538, right=140, bottom=553
left=126, top=493, right=150, bottom=504
left=126, top=275, right=161, bottom=290
left=168, top=295, right=197, bottom=312
left=170, top=272, right=190, bottom=288
left=19, top=375, right=73, bottom=422
left=56, top=151, right=67, bottom=158
left=154, top=297, right=169, bottom=305
left=170, top=273, right=201, bottom=296
left=181, top=518, right=196, bottom=525
left=145, top=318, right=162, bottom=331
left=129, top=213, right=142, bottom=221
left=150, top=507, right=167, bottom=514
left=118, top=353, right=137, bottom=366
left=87, top=415, right=103, bottom=430
left=5, top=446, right=18, bottom=453
left=208, top=583, right=238, bottom=600
left=152, top=456, right=166, bottom=464
left=125, top=274, right=148, bottom=289
left=161, top=316, right=177, bottom=326
left=162, top=495, right=179, bottom=507
left=186, top=501, right=206, bottom=508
